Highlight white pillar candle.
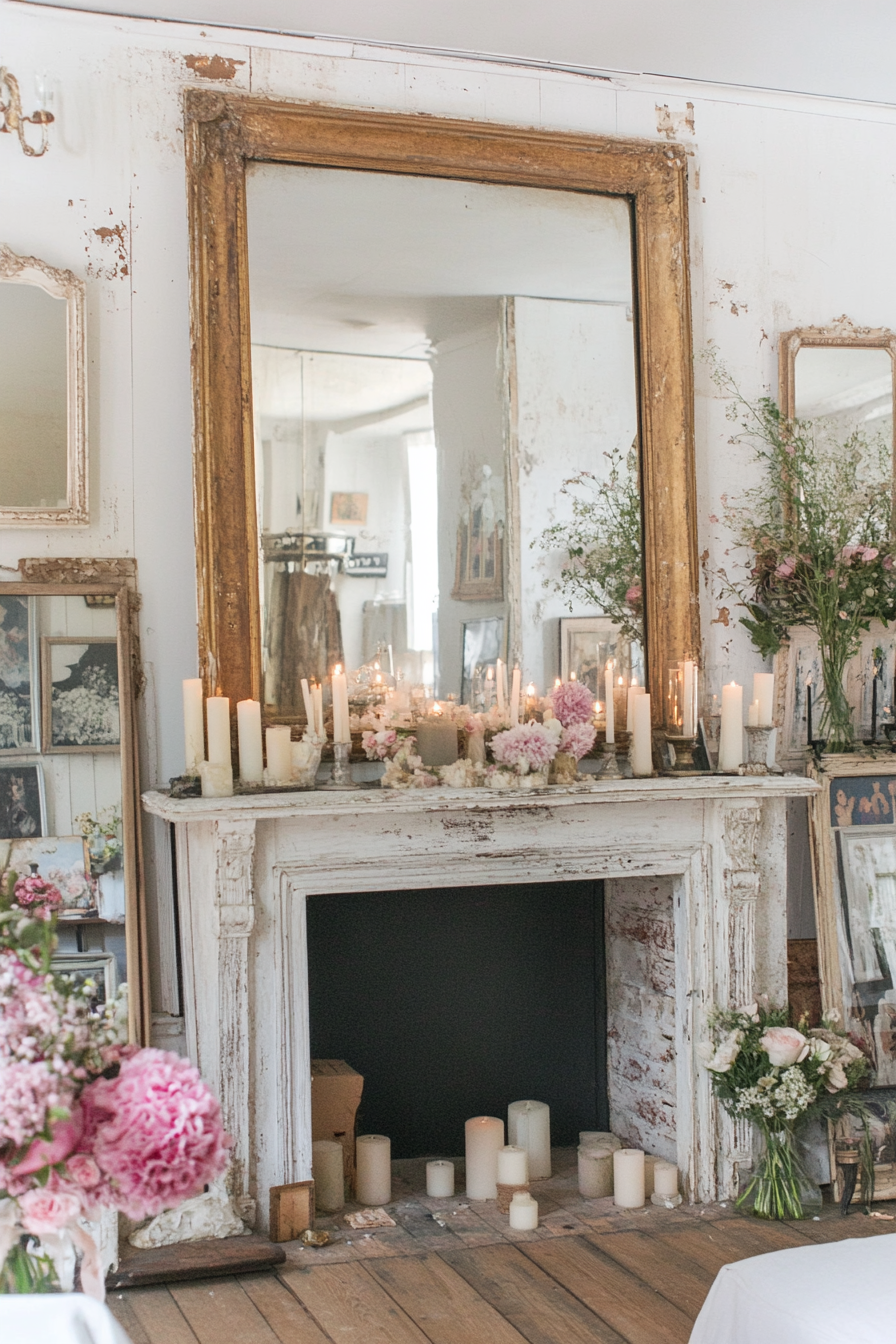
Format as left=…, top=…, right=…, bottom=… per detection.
left=578, top=1144, right=615, bottom=1198
left=198, top=760, right=233, bottom=798
left=630, top=693, right=653, bottom=777
left=312, top=1139, right=344, bottom=1212
left=626, top=681, right=646, bottom=732
left=464, top=1116, right=504, bottom=1199
left=653, top=1160, right=679, bottom=1199
left=426, top=1160, right=455, bottom=1197
left=509, top=668, right=521, bottom=724
left=507, top=1100, right=551, bottom=1180
left=719, top=681, right=744, bottom=772
left=331, top=665, right=351, bottom=743
left=613, top=1148, right=646, bottom=1208
left=182, top=678, right=205, bottom=774
left=496, top=659, right=506, bottom=713
left=497, top=1145, right=529, bottom=1186
left=265, top=725, right=292, bottom=782
left=747, top=699, right=759, bottom=727
left=355, top=1134, right=391, bottom=1206
left=236, top=699, right=264, bottom=783
left=508, top=1191, right=538, bottom=1230
left=580, top=1131, right=621, bottom=1151
left=604, top=662, right=615, bottom=743
left=753, top=671, right=775, bottom=726
left=300, top=677, right=316, bottom=732
left=312, top=684, right=324, bottom=739
left=683, top=660, right=697, bottom=736
left=206, top=696, right=231, bottom=767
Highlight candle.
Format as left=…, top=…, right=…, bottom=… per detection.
left=182, top=678, right=205, bottom=774
left=464, top=1116, right=504, bottom=1199
left=747, top=699, right=759, bottom=727
left=613, top=1148, right=645, bottom=1208
left=496, top=659, right=506, bottom=714
left=312, top=1139, right=344, bottom=1212
left=653, top=1160, right=679, bottom=1199
left=508, top=1191, right=539, bottom=1230
left=604, top=661, right=615, bottom=744
left=806, top=676, right=813, bottom=743
left=300, top=677, right=315, bottom=731
left=198, top=760, right=233, bottom=798
left=206, top=696, right=231, bottom=767
left=266, top=725, right=292, bottom=782
left=525, top=683, right=537, bottom=719
left=416, top=719, right=459, bottom=767
left=331, top=665, right=351, bottom=743
left=630, top=693, right=653, bottom=777
left=509, top=668, right=521, bottom=724
left=236, top=699, right=263, bottom=782
left=626, top=680, right=646, bottom=732
left=497, top=1145, right=529, bottom=1186
left=752, top=671, right=774, bottom=726
left=718, top=681, right=744, bottom=772
left=355, top=1134, right=391, bottom=1206
left=426, top=1160, right=455, bottom=1197
left=507, top=1100, right=551, bottom=1180
left=578, top=1144, right=614, bottom=1198
left=580, top=1132, right=621, bottom=1151
left=683, top=660, right=697, bottom=736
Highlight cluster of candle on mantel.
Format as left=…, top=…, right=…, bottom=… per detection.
left=717, top=671, right=775, bottom=772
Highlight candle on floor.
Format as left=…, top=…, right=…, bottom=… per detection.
left=626, top=680, right=646, bottom=732
left=578, top=1145, right=615, bottom=1198
left=300, top=677, right=316, bottom=732
left=236, top=699, right=263, bottom=783
left=206, top=695, right=231, bottom=767
left=507, top=1100, right=551, bottom=1180
left=653, top=1160, right=679, bottom=1199
left=718, top=681, right=744, bottom=771
left=613, top=1149, right=646, bottom=1208
left=331, top=665, right=351, bottom=743
left=182, top=678, right=205, bottom=774
left=266, top=725, right=292, bottom=782
left=464, top=1116, right=504, bottom=1200
left=426, top=1160, right=455, bottom=1198
left=312, top=1139, right=344, bottom=1212
left=497, top=1145, right=529, bottom=1186
left=509, top=667, right=521, bottom=724
left=508, top=1191, right=539, bottom=1230
left=579, top=1132, right=621, bottom=1151
left=355, top=1134, right=391, bottom=1206
left=604, top=661, right=615, bottom=743
left=753, top=671, right=774, bottom=726
left=630, top=693, right=653, bottom=776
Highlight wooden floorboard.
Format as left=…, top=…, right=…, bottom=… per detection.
left=108, top=1283, right=200, bottom=1344
left=583, top=1229, right=715, bottom=1320
left=366, top=1252, right=531, bottom=1344
left=169, top=1278, right=284, bottom=1344
left=281, top=1261, right=431, bottom=1344
left=238, top=1273, right=334, bottom=1343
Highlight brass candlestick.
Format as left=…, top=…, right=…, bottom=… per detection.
left=663, top=733, right=699, bottom=771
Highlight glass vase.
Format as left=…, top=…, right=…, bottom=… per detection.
left=737, top=1126, right=822, bottom=1220
left=817, top=638, right=855, bottom=752
left=1, top=1236, right=61, bottom=1294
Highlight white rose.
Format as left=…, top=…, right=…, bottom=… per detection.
left=760, top=1026, right=809, bottom=1068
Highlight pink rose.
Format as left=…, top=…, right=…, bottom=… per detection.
left=774, top=557, right=797, bottom=578
left=65, top=1153, right=102, bottom=1188
left=15, top=1108, right=84, bottom=1175
left=625, top=584, right=642, bottom=606
left=859, top=546, right=879, bottom=563
left=839, top=545, right=859, bottom=563
left=18, top=1188, right=81, bottom=1234
left=760, top=1026, right=809, bottom=1067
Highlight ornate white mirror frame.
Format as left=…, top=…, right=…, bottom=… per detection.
left=0, top=244, right=88, bottom=526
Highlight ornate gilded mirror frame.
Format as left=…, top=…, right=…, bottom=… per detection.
left=185, top=91, right=699, bottom=726
left=779, top=316, right=896, bottom=432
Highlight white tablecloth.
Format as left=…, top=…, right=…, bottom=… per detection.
left=0, top=1294, right=132, bottom=1344
left=689, top=1231, right=896, bottom=1344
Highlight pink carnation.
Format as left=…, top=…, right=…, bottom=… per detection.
left=559, top=721, right=597, bottom=761
left=80, top=1048, right=230, bottom=1220
left=550, top=680, right=596, bottom=727
left=491, top=722, right=559, bottom=772
left=18, top=1187, right=81, bottom=1234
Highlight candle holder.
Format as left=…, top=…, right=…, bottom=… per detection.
left=598, top=741, right=624, bottom=779
left=319, top=741, right=355, bottom=788
left=662, top=733, right=700, bottom=772
left=740, top=724, right=774, bottom=775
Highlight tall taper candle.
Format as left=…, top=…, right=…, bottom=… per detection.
left=806, top=677, right=813, bottom=744
left=507, top=1100, right=551, bottom=1180
left=465, top=1116, right=504, bottom=1199
left=604, top=661, right=615, bottom=744
left=683, top=660, right=697, bottom=736
left=236, top=699, right=263, bottom=782
left=630, top=693, right=653, bottom=776
left=332, top=665, right=351, bottom=743
left=183, top=678, right=205, bottom=773
left=752, top=672, right=775, bottom=727
left=496, top=659, right=506, bottom=714
left=300, top=677, right=316, bottom=732
left=355, top=1134, right=391, bottom=1206
left=206, top=696, right=231, bottom=768
left=312, top=684, right=324, bottom=739
left=718, top=682, right=744, bottom=772
left=509, top=667, right=521, bottom=724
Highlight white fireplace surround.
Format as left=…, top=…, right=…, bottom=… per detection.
left=144, top=774, right=817, bottom=1230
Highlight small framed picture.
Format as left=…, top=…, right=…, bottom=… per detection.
left=0, top=761, right=46, bottom=839
left=461, top=616, right=505, bottom=706
left=41, top=636, right=120, bottom=753
left=7, top=834, right=95, bottom=916
left=559, top=616, right=645, bottom=700
left=52, top=952, right=118, bottom=1010
left=0, top=594, right=39, bottom=754
left=330, top=492, right=368, bottom=525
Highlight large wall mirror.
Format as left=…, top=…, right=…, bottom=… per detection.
left=0, top=247, right=87, bottom=526
left=187, top=95, right=698, bottom=728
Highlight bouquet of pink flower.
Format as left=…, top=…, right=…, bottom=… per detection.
left=549, top=679, right=595, bottom=727
left=361, top=727, right=399, bottom=760
left=12, top=874, right=63, bottom=920
left=559, top=720, right=597, bottom=761
left=0, top=893, right=229, bottom=1298
left=490, top=721, right=560, bottom=775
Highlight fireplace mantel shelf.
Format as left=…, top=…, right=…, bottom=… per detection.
left=143, top=772, right=817, bottom=823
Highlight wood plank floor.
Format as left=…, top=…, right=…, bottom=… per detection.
left=109, top=1150, right=896, bottom=1344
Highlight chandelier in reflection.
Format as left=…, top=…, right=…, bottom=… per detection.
left=0, top=68, right=53, bottom=157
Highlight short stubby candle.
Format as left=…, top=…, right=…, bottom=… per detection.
left=578, top=1144, right=614, bottom=1198
left=464, top=1116, right=504, bottom=1200
left=653, top=1160, right=679, bottom=1199
left=355, top=1134, right=391, bottom=1206
left=416, top=719, right=459, bottom=767
left=312, top=1139, right=344, bottom=1212
left=508, top=1191, right=539, bottom=1230
left=613, top=1148, right=646, bottom=1209
left=497, top=1145, right=529, bottom=1186
left=426, top=1160, right=455, bottom=1198
left=508, top=1100, right=551, bottom=1180
left=579, top=1131, right=621, bottom=1151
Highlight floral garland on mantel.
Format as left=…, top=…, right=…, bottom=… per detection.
left=358, top=679, right=597, bottom=790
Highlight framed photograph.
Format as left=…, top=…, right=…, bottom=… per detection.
left=7, top=834, right=95, bottom=916
left=559, top=616, right=645, bottom=700
left=330, top=492, right=368, bottom=525
left=51, top=952, right=118, bottom=1011
left=0, top=761, right=46, bottom=839
left=41, top=636, right=120, bottom=753
left=461, top=616, right=505, bottom=706
left=0, top=594, right=38, bottom=754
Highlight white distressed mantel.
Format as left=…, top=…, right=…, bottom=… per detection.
left=143, top=774, right=817, bottom=1229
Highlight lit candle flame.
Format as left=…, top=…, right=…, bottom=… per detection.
left=554, top=677, right=561, bottom=688
left=527, top=683, right=536, bottom=696
left=486, top=667, right=494, bottom=681
left=570, top=671, right=577, bottom=681
left=594, top=701, right=602, bottom=715
left=632, top=675, right=638, bottom=687
left=334, top=664, right=343, bottom=676
left=432, top=702, right=443, bottom=716
left=618, top=676, right=624, bottom=686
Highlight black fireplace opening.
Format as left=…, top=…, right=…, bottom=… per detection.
left=307, top=878, right=607, bottom=1159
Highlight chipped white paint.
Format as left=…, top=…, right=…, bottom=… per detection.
left=145, top=774, right=816, bottom=1226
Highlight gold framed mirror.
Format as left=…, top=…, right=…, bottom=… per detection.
left=779, top=317, right=896, bottom=454
left=186, top=93, right=699, bottom=728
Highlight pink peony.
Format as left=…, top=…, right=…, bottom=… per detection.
left=559, top=721, right=597, bottom=761
left=760, top=1026, right=809, bottom=1067
left=80, top=1048, right=230, bottom=1220
left=13, top=874, right=63, bottom=919
left=18, top=1187, right=81, bottom=1234
left=14, top=1107, right=83, bottom=1175
left=550, top=680, right=596, bottom=727
left=491, top=722, right=559, bottom=773
left=884, top=556, right=895, bottom=571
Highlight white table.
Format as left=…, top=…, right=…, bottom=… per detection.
left=0, top=1294, right=131, bottom=1344
left=689, top=1231, right=896, bottom=1344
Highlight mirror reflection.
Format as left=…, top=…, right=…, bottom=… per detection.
left=248, top=165, right=640, bottom=715
left=794, top=346, right=894, bottom=445
left=0, top=281, right=68, bottom=508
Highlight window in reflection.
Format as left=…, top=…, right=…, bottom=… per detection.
left=794, top=346, right=894, bottom=450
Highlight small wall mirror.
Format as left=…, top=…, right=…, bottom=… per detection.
left=0, top=246, right=87, bottom=525
left=781, top=321, right=896, bottom=463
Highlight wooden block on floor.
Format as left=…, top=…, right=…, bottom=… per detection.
left=270, top=1179, right=315, bottom=1242
left=107, top=1234, right=286, bottom=1289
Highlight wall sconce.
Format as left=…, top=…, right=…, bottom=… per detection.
left=0, top=68, right=53, bottom=157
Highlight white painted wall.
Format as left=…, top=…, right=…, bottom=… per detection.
left=3, top=1, right=896, bottom=1003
